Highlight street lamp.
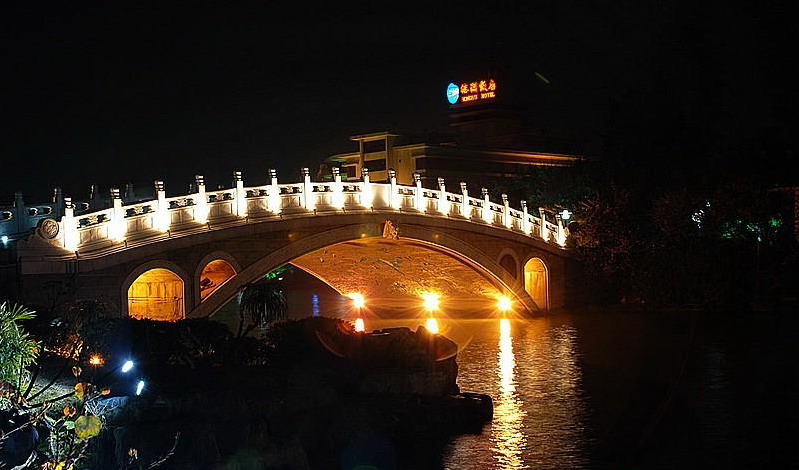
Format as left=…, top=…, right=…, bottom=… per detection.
left=559, top=209, right=572, bottom=221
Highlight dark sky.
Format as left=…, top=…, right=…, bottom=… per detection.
left=3, top=1, right=795, bottom=202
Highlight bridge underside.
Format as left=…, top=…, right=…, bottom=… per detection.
left=291, top=238, right=506, bottom=317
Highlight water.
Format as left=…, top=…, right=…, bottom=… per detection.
left=368, top=311, right=798, bottom=469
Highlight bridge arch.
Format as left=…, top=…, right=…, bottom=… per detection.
left=188, top=222, right=539, bottom=319
left=497, top=248, right=521, bottom=280
left=523, top=257, right=549, bottom=310
left=194, top=251, right=242, bottom=305
left=122, top=260, right=191, bottom=321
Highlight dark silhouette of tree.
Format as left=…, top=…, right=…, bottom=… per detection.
left=237, top=280, right=288, bottom=337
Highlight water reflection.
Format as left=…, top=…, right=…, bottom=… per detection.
left=493, top=318, right=527, bottom=469
left=444, top=318, right=589, bottom=469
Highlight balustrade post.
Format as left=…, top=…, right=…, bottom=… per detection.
left=521, top=200, right=530, bottom=234
left=53, top=187, right=64, bottom=218
left=332, top=167, right=344, bottom=209
left=194, top=175, right=208, bottom=223
left=388, top=169, right=398, bottom=209
left=556, top=213, right=567, bottom=246
left=361, top=168, right=373, bottom=209
left=154, top=181, right=170, bottom=232
left=62, top=197, right=78, bottom=252
left=233, top=171, right=247, bottom=218
left=301, top=168, right=314, bottom=211
left=109, top=188, right=126, bottom=241
left=482, top=188, right=490, bottom=223
left=13, top=191, right=26, bottom=234
left=268, top=169, right=281, bottom=214
left=539, top=208, right=549, bottom=241
left=413, top=173, right=423, bottom=212
left=438, top=177, right=449, bottom=215
left=502, top=193, right=511, bottom=228
left=460, top=182, right=469, bottom=219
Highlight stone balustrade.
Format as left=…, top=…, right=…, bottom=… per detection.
left=0, top=169, right=568, bottom=251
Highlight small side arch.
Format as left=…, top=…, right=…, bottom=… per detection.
left=122, top=260, right=190, bottom=321
left=194, top=251, right=242, bottom=305
left=523, top=257, right=549, bottom=310
left=497, top=248, right=520, bottom=280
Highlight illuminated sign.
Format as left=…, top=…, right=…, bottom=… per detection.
left=446, top=79, right=497, bottom=105
left=446, top=83, right=460, bottom=104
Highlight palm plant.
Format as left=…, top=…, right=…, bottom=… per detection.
left=237, top=280, right=288, bottom=337
left=0, top=302, right=39, bottom=388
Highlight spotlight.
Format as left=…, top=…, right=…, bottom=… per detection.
left=135, top=380, right=145, bottom=396
left=348, top=293, right=366, bottom=309
left=121, top=360, right=134, bottom=373
left=422, top=293, right=440, bottom=312
left=497, top=296, right=513, bottom=313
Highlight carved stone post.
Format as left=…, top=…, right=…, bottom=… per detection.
left=154, top=180, right=169, bottom=232
left=234, top=171, right=247, bottom=218
left=268, top=169, right=281, bottom=214
left=482, top=188, right=490, bottom=223
left=539, top=207, right=549, bottom=241
left=361, top=168, right=373, bottom=209
left=502, top=193, right=511, bottom=228
left=62, top=197, right=78, bottom=252
left=301, top=168, right=314, bottom=211
left=460, top=182, right=469, bottom=219
left=438, top=177, right=448, bottom=215
left=109, top=188, right=126, bottom=241
left=521, top=200, right=530, bottom=234
left=195, top=175, right=208, bottom=223
left=413, top=173, right=423, bottom=212
left=332, top=167, right=344, bottom=209
left=388, top=169, right=398, bottom=209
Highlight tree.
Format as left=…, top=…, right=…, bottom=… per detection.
left=237, top=280, right=288, bottom=337
left=0, top=302, right=39, bottom=388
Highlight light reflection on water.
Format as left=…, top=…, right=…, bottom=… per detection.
left=443, top=318, right=589, bottom=470
left=493, top=318, right=526, bottom=469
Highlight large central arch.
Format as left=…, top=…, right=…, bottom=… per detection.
left=188, top=222, right=537, bottom=319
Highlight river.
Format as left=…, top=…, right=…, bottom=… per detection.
left=367, top=310, right=798, bottom=469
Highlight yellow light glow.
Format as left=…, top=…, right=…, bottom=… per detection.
left=354, top=317, right=365, bottom=333
left=348, top=293, right=365, bottom=309
left=88, top=354, right=104, bottom=366
left=422, top=292, right=440, bottom=312
left=497, top=295, right=513, bottom=313
left=425, top=317, right=440, bottom=334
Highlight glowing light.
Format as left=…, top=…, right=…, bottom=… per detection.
left=88, top=354, right=104, bottom=366
left=121, top=360, right=134, bottom=373
left=135, top=380, right=145, bottom=396
left=425, top=317, right=440, bottom=334
left=422, top=293, right=440, bottom=312
left=1, top=235, right=8, bottom=245
left=497, top=296, right=513, bottom=313
left=560, top=209, right=572, bottom=221
left=354, top=318, right=365, bottom=333
left=446, top=82, right=460, bottom=104
left=348, top=292, right=366, bottom=309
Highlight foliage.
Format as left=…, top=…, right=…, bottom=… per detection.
left=0, top=302, right=39, bottom=388
left=237, top=280, right=288, bottom=337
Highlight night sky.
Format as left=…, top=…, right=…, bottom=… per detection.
left=3, top=2, right=795, bottom=202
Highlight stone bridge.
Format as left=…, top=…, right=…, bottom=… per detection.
left=1, top=168, right=570, bottom=320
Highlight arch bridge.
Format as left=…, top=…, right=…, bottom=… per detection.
left=5, top=168, right=570, bottom=320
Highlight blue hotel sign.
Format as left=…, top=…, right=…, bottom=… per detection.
left=446, top=79, right=497, bottom=105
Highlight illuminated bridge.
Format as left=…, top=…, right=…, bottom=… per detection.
left=0, top=168, right=570, bottom=321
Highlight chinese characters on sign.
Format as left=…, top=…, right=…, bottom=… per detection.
left=446, top=79, right=497, bottom=105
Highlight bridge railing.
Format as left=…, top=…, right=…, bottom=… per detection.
left=1, top=168, right=568, bottom=252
